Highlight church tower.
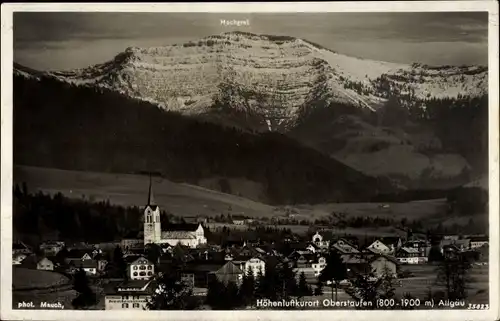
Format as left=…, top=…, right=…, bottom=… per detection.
left=144, top=175, right=162, bottom=245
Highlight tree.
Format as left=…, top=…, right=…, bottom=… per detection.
left=112, top=245, right=127, bottom=279
left=297, top=272, right=312, bottom=299
left=146, top=271, right=193, bottom=310
left=206, top=278, right=240, bottom=310
left=239, top=269, right=256, bottom=307
left=314, top=281, right=323, bottom=296
left=344, top=273, right=381, bottom=309
left=206, top=278, right=225, bottom=309
left=378, top=266, right=396, bottom=303
left=55, top=246, right=69, bottom=266
left=254, top=268, right=266, bottom=299
left=71, top=268, right=97, bottom=309
left=428, top=246, right=444, bottom=263
left=278, top=261, right=297, bottom=300
left=435, top=253, right=472, bottom=300
left=146, top=243, right=162, bottom=265
left=319, top=251, right=347, bottom=301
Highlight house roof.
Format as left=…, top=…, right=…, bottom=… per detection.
left=214, top=261, right=243, bottom=275
left=40, top=241, right=65, bottom=247
left=232, top=255, right=263, bottom=263
left=104, top=280, right=155, bottom=295
left=124, top=255, right=144, bottom=264
left=342, top=254, right=368, bottom=264
left=332, top=240, right=360, bottom=254
left=12, top=242, right=30, bottom=251
left=22, top=254, right=51, bottom=266
left=399, top=247, right=419, bottom=254
left=369, top=254, right=399, bottom=265
left=129, top=256, right=154, bottom=266
left=469, top=236, right=489, bottom=242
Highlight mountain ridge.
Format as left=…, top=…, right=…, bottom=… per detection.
left=14, top=31, right=487, bottom=130
left=13, top=31, right=488, bottom=191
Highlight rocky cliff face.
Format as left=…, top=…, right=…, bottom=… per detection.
left=16, top=31, right=487, bottom=131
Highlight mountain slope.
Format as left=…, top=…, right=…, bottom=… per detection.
left=13, top=31, right=488, bottom=190
left=13, top=73, right=393, bottom=205
left=15, top=31, right=487, bottom=129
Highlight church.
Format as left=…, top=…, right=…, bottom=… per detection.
left=143, top=177, right=207, bottom=248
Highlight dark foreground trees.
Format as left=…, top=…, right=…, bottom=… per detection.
left=435, top=253, right=472, bottom=301
left=146, top=272, right=194, bottom=310
left=344, top=267, right=397, bottom=310
left=71, top=268, right=97, bottom=309
left=319, top=251, right=347, bottom=301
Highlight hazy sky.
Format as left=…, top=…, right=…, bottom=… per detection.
left=14, top=12, right=488, bottom=71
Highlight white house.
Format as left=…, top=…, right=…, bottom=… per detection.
left=13, top=253, right=28, bottom=265
left=396, top=247, right=420, bottom=264
left=70, top=259, right=98, bottom=275
left=36, top=257, right=55, bottom=271
left=469, top=236, right=488, bottom=249
left=128, top=256, right=155, bottom=280
left=311, top=232, right=330, bottom=249
left=104, top=280, right=154, bottom=310
left=312, top=256, right=327, bottom=277
left=20, top=255, right=54, bottom=271
left=332, top=239, right=360, bottom=254
left=233, top=256, right=266, bottom=277
left=40, top=241, right=65, bottom=256
left=367, top=240, right=393, bottom=255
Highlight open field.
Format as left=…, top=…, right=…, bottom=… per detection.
left=12, top=267, right=104, bottom=310
left=12, top=267, right=70, bottom=290
left=14, top=166, right=460, bottom=228
left=397, top=264, right=489, bottom=304
left=14, top=165, right=276, bottom=218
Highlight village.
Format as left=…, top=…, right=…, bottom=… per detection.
left=12, top=180, right=489, bottom=310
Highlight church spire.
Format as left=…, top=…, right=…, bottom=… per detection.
left=147, top=174, right=156, bottom=206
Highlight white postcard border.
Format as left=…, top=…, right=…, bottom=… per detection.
left=1, top=2, right=499, bottom=321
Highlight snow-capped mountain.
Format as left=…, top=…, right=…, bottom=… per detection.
left=13, top=31, right=488, bottom=190
left=14, top=31, right=487, bottom=131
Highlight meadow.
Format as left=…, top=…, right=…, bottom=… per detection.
left=14, top=166, right=458, bottom=229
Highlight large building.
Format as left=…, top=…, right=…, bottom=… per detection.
left=104, top=280, right=155, bottom=310
left=143, top=177, right=207, bottom=248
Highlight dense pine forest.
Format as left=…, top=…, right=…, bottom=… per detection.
left=13, top=75, right=393, bottom=205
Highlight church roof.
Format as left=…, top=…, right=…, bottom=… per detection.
left=145, top=175, right=158, bottom=210
left=161, top=231, right=196, bottom=239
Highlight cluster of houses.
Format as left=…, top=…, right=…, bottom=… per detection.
left=12, top=180, right=489, bottom=310
left=12, top=228, right=489, bottom=310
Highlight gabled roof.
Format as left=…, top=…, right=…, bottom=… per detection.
left=22, top=254, right=52, bottom=266
left=369, top=254, right=399, bottom=265
left=129, top=256, right=154, bottom=266
left=332, top=240, right=360, bottom=254
left=214, top=261, right=243, bottom=275
left=70, top=259, right=98, bottom=268
left=161, top=231, right=196, bottom=239
left=398, top=247, right=419, bottom=254
left=104, top=279, right=155, bottom=295
left=469, top=236, right=489, bottom=242
left=12, top=241, right=31, bottom=251
left=342, top=254, right=368, bottom=264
